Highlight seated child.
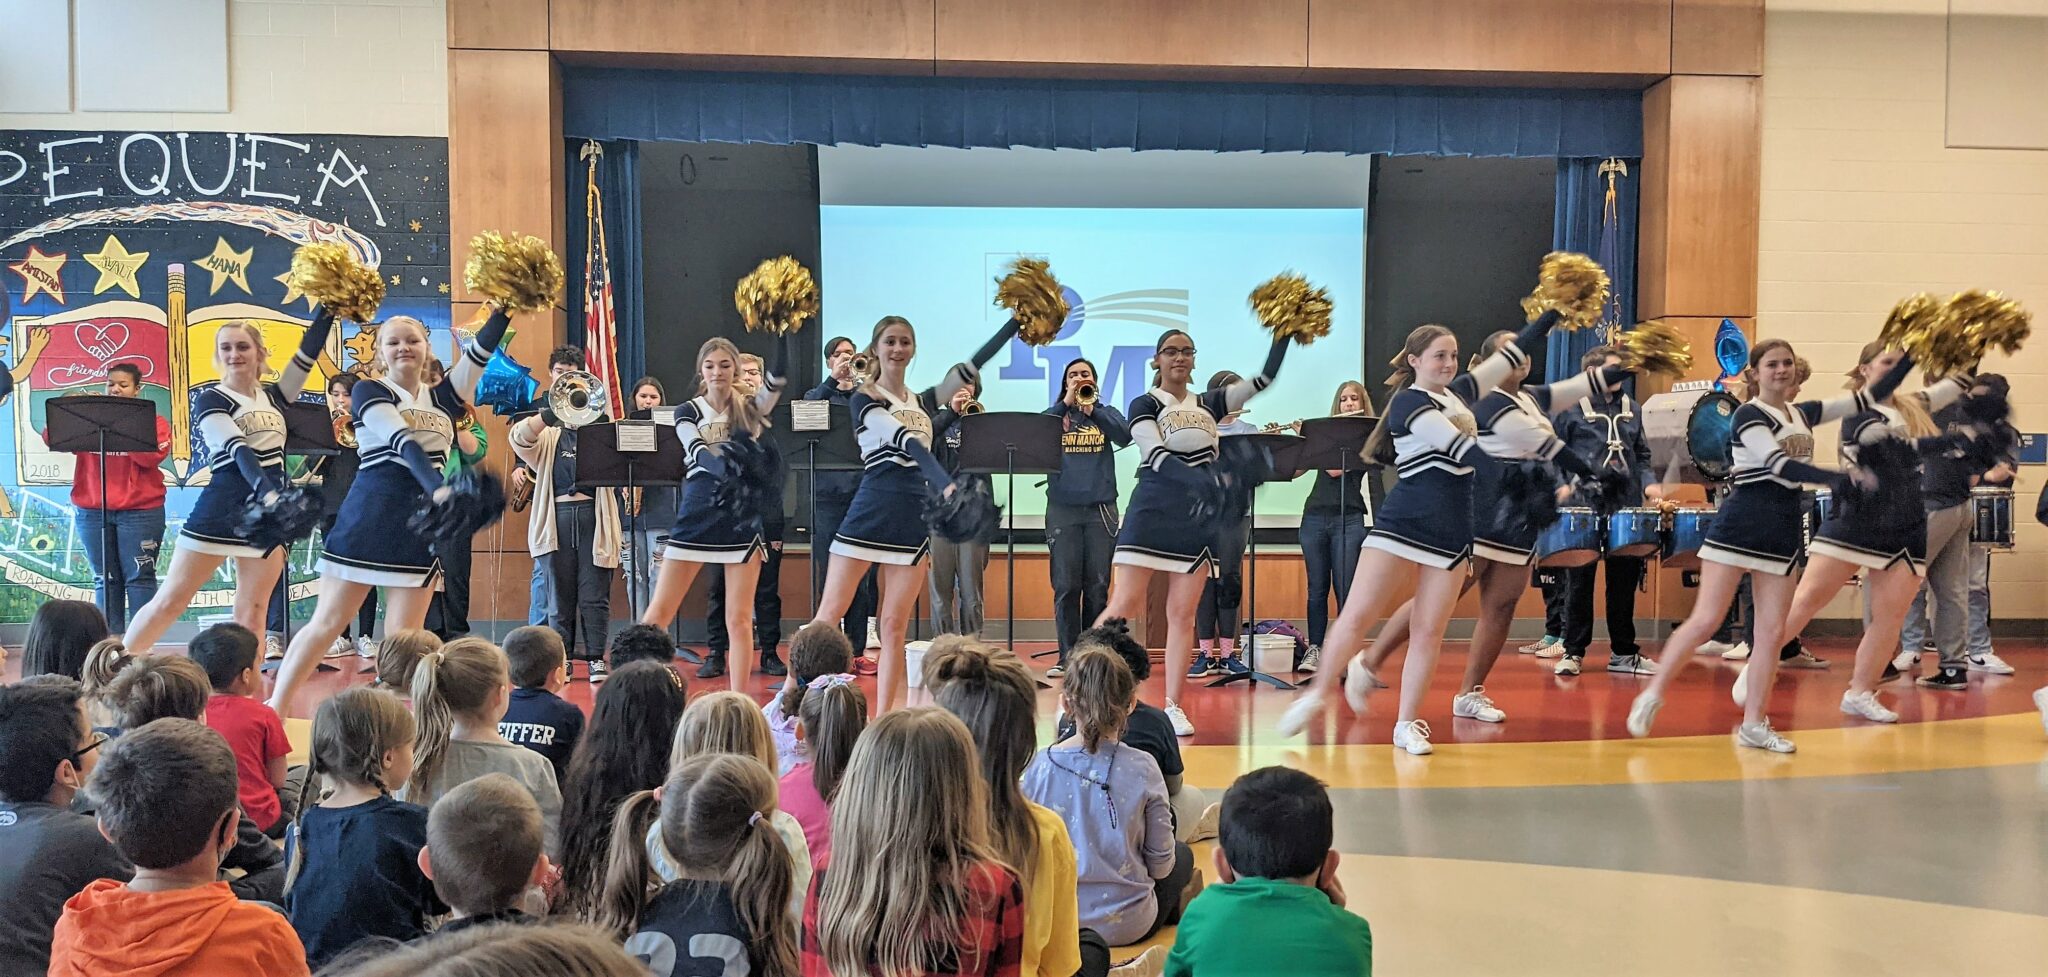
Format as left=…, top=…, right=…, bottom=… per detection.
left=373, top=630, right=442, bottom=700
left=496, top=626, right=585, bottom=786
left=777, top=673, right=866, bottom=864
left=652, top=692, right=811, bottom=923
left=1165, top=767, right=1372, bottom=977
left=399, top=638, right=563, bottom=857
left=419, top=773, right=551, bottom=934
left=285, top=687, right=443, bottom=966
left=49, top=719, right=310, bottom=977
left=606, top=623, right=678, bottom=671
left=1061, top=620, right=1208, bottom=842
left=189, top=624, right=292, bottom=835
left=764, top=623, right=854, bottom=775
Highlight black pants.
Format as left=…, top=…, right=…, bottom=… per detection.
left=1137, top=841, right=1197, bottom=942
left=1047, top=501, right=1116, bottom=659
left=1537, top=569, right=1568, bottom=637
left=267, top=513, right=375, bottom=639
left=1075, top=928, right=1111, bottom=977
left=811, top=493, right=877, bottom=645
left=1196, top=514, right=1251, bottom=643
left=425, top=529, right=473, bottom=640
left=549, top=500, right=612, bottom=661
left=708, top=516, right=786, bottom=654
left=1562, top=556, right=1644, bottom=659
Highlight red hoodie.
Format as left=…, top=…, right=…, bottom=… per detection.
left=48, top=878, right=309, bottom=977
left=44, top=415, right=172, bottom=511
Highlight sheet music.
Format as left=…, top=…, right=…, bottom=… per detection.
left=791, top=401, right=832, bottom=432
left=652, top=407, right=677, bottom=427
left=616, top=419, right=658, bottom=453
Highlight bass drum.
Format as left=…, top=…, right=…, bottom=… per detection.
left=1684, top=391, right=1741, bottom=483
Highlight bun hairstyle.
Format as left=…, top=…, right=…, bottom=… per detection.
left=103, top=654, right=210, bottom=727
left=408, top=637, right=510, bottom=797
left=696, top=337, right=768, bottom=437
left=80, top=638, right=135, bottom=727
left=776, top=622, right=854, bottom=720
left=1847, top=340, right=1936, bottom=437
left=1060, top=647, right=1137, bottom=752
left=922, top=635, right=1041, bottom=889
left=292, top=687, right=416, bottom=888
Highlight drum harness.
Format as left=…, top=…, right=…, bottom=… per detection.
left=1576, top=394, right=1636, bottom=474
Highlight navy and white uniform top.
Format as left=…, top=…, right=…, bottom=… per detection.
left=676, top=377, right=785, bottom=480
left=1807, top=378, right=1967, bottom=574
left=1696, top=392, right=1865, bottom=576
left=828, top=365, right=979, bottom=567
left=661, top=374, right=787, bottom=565
left=1110, top=370, right=1274, bottom=574
left=178, top=322, right=327, bottom=558
left=1468, top=368, right=1602, bottom=565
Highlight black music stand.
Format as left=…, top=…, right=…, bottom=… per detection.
left=955, top=412, right=1063, bottom=659
left=575, top=420, right=685, bottom=628
left=47, top=396, right=159, bottom=631
left=767, top=402, right=863, bottom=616
left=1207, top=431, right=1301, bottom=690
left=269, top=402, right=344, bottom=672
left=1243, top=416, right=1376, bottom=689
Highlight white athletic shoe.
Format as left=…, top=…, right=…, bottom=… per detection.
left=1109, top=946, right=1167, bottom=977
left=1626, top=692, right=1663, bottom=738
left=1735, top=720, right=1796, bottom=754
left=1731, top=661, right=1751, bottom=706
left=1343, top=656, right=1378, bottom=714
left=2033, top=687, right=2048, bottom=736
left=323, top=637, right=354, bottom=659
left=1519, top=636, right=1558, bottom=656
left=1696, top=639, right=1734, bottom=656
left=1967, top=652, right=2015, bottom=675
left=1452, top=687, right=1506, bottom=723
left=1721, top=641, right=1752, bottom=661
left=1534, top=642, right=1568, bottom=660
left=1298, top=644, right=1320, bottom=674
left=1553, top=655, right=1582, bottom=676
left=1392, top=719, right=1433, bottom=756
left=355, top=636, right=377, bottom=659
left=1607, top=654, right=1658, bottom=676
left=1276, top=694, right=1326, bottom=737
left=1839, top=690, right=1899, bottom=723
left=1164, top=700, right=1195, bottom=737
left=1892, top=649, right=1919, bottom=673
left=264, top=635, right=285, bottom=661
left=864, top=621, right=882, bottom=650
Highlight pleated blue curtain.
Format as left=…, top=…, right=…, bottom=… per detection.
left=563, top=139, right=645, bottom=387
left=1547, top=157, right=1639, bottom=381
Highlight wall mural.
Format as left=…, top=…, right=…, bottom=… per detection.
left=0, top=130, right=451, bottom=625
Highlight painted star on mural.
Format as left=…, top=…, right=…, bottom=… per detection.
left=197, top=237, right=255, bottom=296
left=273, top=269, right=317, bottom=310
left=83, top=235, right=149, bottom=298
left=7, top=245, right=67, bottom=304
left=408, top=219, right=422, bottom=232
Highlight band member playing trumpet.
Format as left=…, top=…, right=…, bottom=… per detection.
left=928, top=376, right=993, bottom=637
left=510, top=346, right=624, bottom=681
left=803, top=336, right=882, bottom=664
left=1043, top=358, right=1130, bottom=674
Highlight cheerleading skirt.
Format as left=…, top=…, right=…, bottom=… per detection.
left=178, top=464, right=284, bottom=559
left=830, top=464, right=930, bottom=566
left=1469, top=470, right=1536, bottom=566
left=319, top=465, right=443, bottom=588
left=1362, top=468, right=1474, bottom=571
left=1809, top=509, right=1928, bottom=575
left=664, top=476, right=766, bottom=564
left=1112, top=473, right=1218, bottom=575
left=1698, top=481, right=1804, bottom=576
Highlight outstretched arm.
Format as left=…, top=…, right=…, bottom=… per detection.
left=276, top=309, right=338, bottom=401
left=450, top=308, right=515, bottom=397
left=1220, top=339, right=1288, bottom=413
left=1470, top=309, right=1560, bottom=394
left=931, top=319, right=1023, bottom=404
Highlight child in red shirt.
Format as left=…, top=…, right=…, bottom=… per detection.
left=190, top=624, right=293, bottom=834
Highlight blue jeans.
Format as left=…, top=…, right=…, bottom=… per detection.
left=529, top=559, right=554, bottom=627
left=1297, top=511, right=1367, bottom=647
left=76, top=507, right=165, bottom=629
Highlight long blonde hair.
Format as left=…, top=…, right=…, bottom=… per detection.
left=670, top=691, right=778, bottom=773
left=1846, top=340, right=1937, bottom=437
left=922, top=636, right=1041, bottom=892
left=374, top=629, right=442, bottom=696
left=407, top=637, right=509, bottom=797
left=859, top=316, right=915, bottom=398
left=817, top=707, right=1009, bottom=977
left=696, top=337, right=768, bottom=438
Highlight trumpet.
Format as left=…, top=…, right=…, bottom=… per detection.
left=960, top=399, right=985, bottom=415
left=847, top=352, right=876, bottom=385
left=1076, top=382, right=1098, bottom=408
left=546, top=370, right=610, bottom=428
left=332, top=411, right=357, bottom=450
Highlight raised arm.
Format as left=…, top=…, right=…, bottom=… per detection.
left=1532, top=364, right=1627, bottom=416
left=507, top=414, right=549, bottom=469
left=1469, top=309, right=1560, bottom=395
left=275, top=309, right=337, bottom=400
left=1220, top=339, right=1288, bottom=413
left=930, top=319, right=1022, bottom=405
left=450, top=308, right=514, bottom=398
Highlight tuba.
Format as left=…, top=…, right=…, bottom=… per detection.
left=546, top=370, right=610, bottom=428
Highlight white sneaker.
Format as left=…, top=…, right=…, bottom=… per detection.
left=864, top=621, right=882, bottom=650
left=1553, top=655, right=1582, bottom=676
left=1697, top=639, right=1733, bottom=656
left=2033, top=687, right=2048, bottom=736
left=1534, top=642, right=1568, bottom=660
left=1607, top=654, right=1658, bottom=675
left=1519, top=636, right=1558, bottom=655
left=1298, top=644, right=1321, bottom=674
left=355, top=636, right=377, bottom=659
left=1189, top=802, right=1221, bottom=844
left=1164, top=700, right=1195, bottom=737
left=1967, top=652, right=2015, bottom=675
left=1721, top=641, right=1752, bottom=661
left=1735, top=720, right=1796, bottom=754
left=1392, top=719, right=1433, bottom=755
left=1109, top=945, right=1167, bottom=977
left=1892, top=649, right=1918, bottom=672
left=1343, top=656, right=1378, bottom=714
left=322, top=636, right=354, bottom=659
left=264, top=635, right=285, bottom=661
left=1626, top=692, right=1662, bottom=738
left=1839, top=690, right=1899, bottom=723
left=1452, top=687, right=1506, bottom=723
left=1276, top=694, right=1327, bottom=737
left=1731, top=661, right=1751, bottom=706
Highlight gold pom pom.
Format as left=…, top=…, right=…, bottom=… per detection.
left=1878, top=293, right=1941, bottom=351
left=286, top=243, right=385, bottom=323
left=1942, top=289, right=2031, bottom=373
left=733, top=256, right=820, bottom=336
left=1519, top=252, right=1610, bottom=331
left=463, top=232, right=564, bottom=314
left=1618, top=320, right=1693, bottom=376
left=1248, top=272, right=1333, bottom=346
left=994, top=258, right=1070, bottom=347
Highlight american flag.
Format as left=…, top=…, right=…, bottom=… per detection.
left=582, top=144, right=624, bottom=419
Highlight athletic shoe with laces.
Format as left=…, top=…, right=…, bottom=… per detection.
left=1392, top=719, right=1433, bottom=755
left=1781, top=650, right=1829, bottom=669
left=321, top=637, right=353, bottom=659
left=1916, top=666, right=1967, bottom=690
left=1967, top=652, right=2014, bottom=675
left=1276, top=694, right=1327, bottom=737
left=1186, top=655, right=1215, bottom=679
left=1519, top=635, right=1559, bottom=656
left=1721, top=641, right=1752, bottom=661
left=587, top=659, right=609, bottom=683
left=2033, top=687, right=2048, bottom=736
left=1046, top=664, right=1067, bottom=679
left=1626, top=692, right=1663, bottom=738
left=1607, top=654, right=1657, bottom=675
left=355, top=636, right=377, bottom=659
left=1217, top=655, right=1250, bottom=676
left=1343, top=656, right=1377, bottom=714
left=1534, top=642, right=1567, bottom=660
left=264, top=635, right=285, bottom=661
left=1451, top=687, right=1505, bottom=723
left=1108, top=945, right=1167, bottom=977
left=1839, top=690, right=1898, bottom=723
left=1164, top=700, right=1195, bottom=737
left=760, top=650, right=787, bottom=677
left=1735, top=720, right=1795, bottom=754
left=1878, top=662, right=1903, bottom=684
left=1553, top=655, right=1582, bottom=676
left=1891, top=649, right=1918, bottom=672
left=1298, top=644, right=1321, bottom=673
left=695, top=655, right=724, bottom=680
left=1696, top=639, right=1734, bottom=656
left=864, top=621, right=882, bottom=650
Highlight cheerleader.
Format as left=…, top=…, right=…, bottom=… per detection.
left=801, top=315, right=1017, bottom=713
left=267, top=311, right=512, bottom=713
left=634, top=335, right=791, bottom=688
left=1728, top=343, right=1965, bottom=722
left=1337, top=329, right=1623, bottom=726
left=1090, top=329, right=1290, bottom=737
left=1625, top=338, right=1911, bottom=752
left=1277, top=312, right=1560, bottom=752
left=121, top=314, right=336, bottom=652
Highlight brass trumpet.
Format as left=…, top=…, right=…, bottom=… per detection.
left=960, top=399, right=985, bottom=415
left=1076, top=382, right=1098, bottom=408
left=847, top=352, right=876, bottom=385
left=332, top=411, right=357, bottom=450
left=546, top=370, right=610, bottom=428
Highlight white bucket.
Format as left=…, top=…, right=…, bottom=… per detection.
left=1252, top=633, right=1296, bottom=675
left=904, top=640, right=931, bottom=689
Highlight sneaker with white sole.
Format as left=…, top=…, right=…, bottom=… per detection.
left=1607, top=654, right=1657, bottom=675
left=1553, top=655, right=1582, bottom=676
left=1343, top=656, right=1377, bottom=714
left=1188, top=801, right=1221, bottom=843
left=1534, top=642, right=1568, bottom=660
left=1452, top=687, right=1505, bottom=723
left=355, top=636, right=377, bottom=659
left=1697, top=639, right=1734, bottom=656
left=1045, top=664, right=1066, bottom=679
left=1721, top=641, right=1752, bottom=661
left=264, top=635, right=285, bottom=661
left=1839, top=690, right=1898, bottom=723
left=1626, top=692, right=1663, bottom=738
left=1735, top=720, right=1796, bottom=754
left=2033, top=687, right=2048, bottom=736
left=1891, top=649, right=1918, bottom=672
left=1276, top=694, right=1328, bottom=737
left=1519, top=635, right=1559, bottom=656
left=1967, top=652, right=2014, bottom=675
left=1109, top=945, right=1168, bottom=977
left=322, top=637, right=353, bottom=659
left=1391, top=719, right=1433, bottom=755
left=1164, top=700, right=1195, bottom=737
left=1298, top=644, right=1321, bottom=674
left=1781, top=650, right=1829, bottom=670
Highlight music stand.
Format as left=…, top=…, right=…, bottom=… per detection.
left=575, top=420, right=685, bottom=628
left=767, top=401, right=863, bottom=616
left=47, top=396, right=159, bottom=631
left=955, top=412, right=1064, bottom=661
left=1206, top=431, right=1302, bottom=690
left=268, top=402, right=344, bottom=672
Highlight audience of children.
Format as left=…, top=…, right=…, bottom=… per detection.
left=1061, top=620, right=1210, bottom=842
left=766, top=623, right=856, bottom=775
left=418, top=773, right=552, bottom=934
left=48, top=719, right=312, bottom=977
left=650, top=691, right=813, bottom=922
left=189, top=624, right=294, bottom=836
left=496, top=625, right=588, bottom=785
left=776, top=671, right=867, bottom=865
left=398, top=637, right=564, bottom=857
left=371, top=629, right=442, bottom=699
left=606, top=623, right=680, bottom=671
left=556, top=660, right=689, bottom=920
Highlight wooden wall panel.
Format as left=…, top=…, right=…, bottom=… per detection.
left=447, top=50, right=568, bottom=337
left=934, top=0, right=1309, bottom=72
left=1307, top=0, right=1671, bottom=77
left=449, top=0, right=551, bottom=51
left=1637, top=75, right=1761, bottom=322
left=1671, top=0, right=1763, bottom=77
left=549, top=0, right=936, bottom=62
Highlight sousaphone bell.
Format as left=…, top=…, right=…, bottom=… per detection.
left=547, top=370, right=610, bottom=428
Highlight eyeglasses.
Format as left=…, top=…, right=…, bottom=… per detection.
left=71, top=730, right=108, bottom=763
left=1158, top=346, right=1197, bottom=359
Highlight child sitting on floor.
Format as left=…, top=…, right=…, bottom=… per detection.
left=606, top=623, right=678, bottom=671
left=1063, top=619, right=1210, bottom=842
left=651, top=692, right=811, bottom=922
left=418, top=773, right=551, bottom=935
left=497, top=626, right=585, bottom=786
left=764, top=623, right=854, bottom=775
left=399, top=637, right=563, bottom=858
left=776, top=672, right=865, bottom=864
left=189, top=624, right=293, bottom=837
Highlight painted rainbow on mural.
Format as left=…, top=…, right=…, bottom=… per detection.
left=0, top=201, right=382, bottom=267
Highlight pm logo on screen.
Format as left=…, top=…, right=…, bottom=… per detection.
left=996, top=287, right=1189, bottom=409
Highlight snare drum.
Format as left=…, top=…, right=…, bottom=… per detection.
left=1661, top=507, right=1716, bottom=569
left=1536, top=508, right=1604, bottom=567
left=1606, top=507, right=1664, bottom=558
left=1970, top=487, right=2014, bottom=549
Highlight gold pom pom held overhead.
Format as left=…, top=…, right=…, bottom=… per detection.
left=1248, top=272, right=1333, bottom=345
left=1519, top=251, right=1611, bottom=332
left=994, top=257, right=1070, bottom=347
left=1878, top=292, right=1941, bottom=352
left=286, top=243, right=385, bottom=323
left=463, top=232, right=565, bottom=314
left=734, top=256, right=821, bottom=336
left=1940, top=289, right=2030, bottom=374
left=1617, top=320, right=1694, bottom=376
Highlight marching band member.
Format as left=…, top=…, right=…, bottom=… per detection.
left=927, top=376, right=993, bottom=638
left=1043, top=357, right=1130, bottom=677
left=1553, top=344, right=1660, bottom=677
left=1295, top=381, right=1376, bottom=675
left=1897, top=373, right=2016, bottom=685
left=704, top=354, right=790, bottom=678
left=623, top=377, right=676, bottom=620
left=46, top=362, right=171, bottom=630
left=803, top=336, right=882, bottom=664
left=509, top=347, right=622, bottom=680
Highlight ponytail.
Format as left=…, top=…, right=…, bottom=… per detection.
left=407, top=650, right=452, bottom=798
left=1367, top=324, right=1457, bottom=464
left=799, top=679, right=868, bottom=803
left=591, top=788, right=662, bottom=939
left=405, top=637, right=509, bottom=799
left=725, top=802, right=798, bottom=977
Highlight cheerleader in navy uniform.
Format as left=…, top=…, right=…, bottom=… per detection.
left=121, top=314, right=336, bottom=652
left=1277, top=312, right=1560, bottom=752
left=800, top=315, right=1013, bottom=713
left=268, top=311, right=513, bottom=713
left=1091, top=329, right=1290, bottom=737
left=1625, top=337, right=1911, bottom=752
left=633, top=335, right=791, bottom=689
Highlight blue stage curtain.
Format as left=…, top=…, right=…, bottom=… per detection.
left=564, top=139, right=645, bottom=388
left=1546, top=157, right=1639, bottom=382
left=563, top=69, right=1642, bottom=159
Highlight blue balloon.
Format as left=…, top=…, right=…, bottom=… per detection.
left=475, top=347, right=539, bottom=416
left=1713, top=317, right=1748, bottom=389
